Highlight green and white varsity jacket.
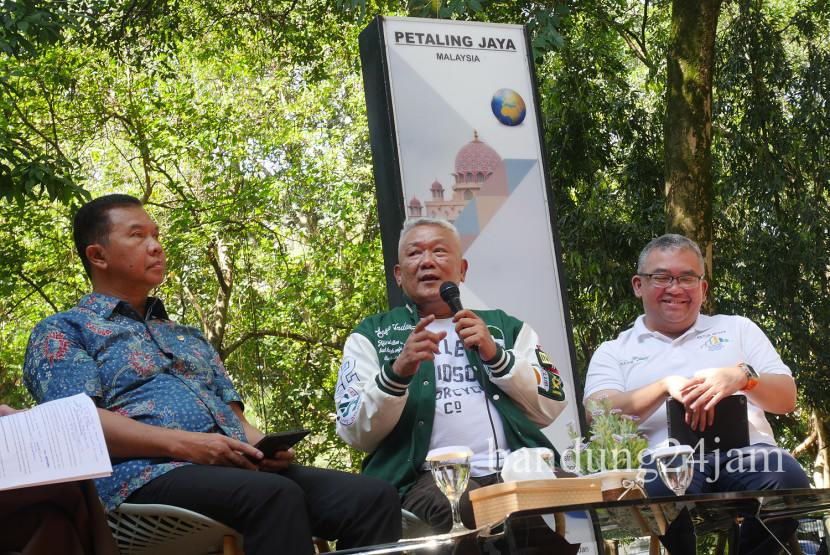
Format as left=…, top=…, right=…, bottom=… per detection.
left=334, top=297, right=568, bottom=496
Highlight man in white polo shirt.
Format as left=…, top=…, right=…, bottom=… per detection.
left=584, top=233, right=809, bottom=554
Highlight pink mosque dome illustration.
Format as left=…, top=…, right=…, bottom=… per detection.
left=407, top=131, right=507, bottom=223
left=453, top=131, right=503, bottom=183
left=408, top=196, right=423, bottom=217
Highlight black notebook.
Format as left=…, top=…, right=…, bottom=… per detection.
left=666, top=395, right=749, bottom=453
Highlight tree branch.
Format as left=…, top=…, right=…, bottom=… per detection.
left=222, top=329, right=341, bottom=359
left=206, top=240, right=232, bottom=298
left=170, top=272, right=209, bottom=331
left=793, top=429, right=817, bottom=457
left=16, top=271, right=59, bottom=312
left=591, top=1, right=655, bottom=71
left=8, top=85, right=67, bottom=159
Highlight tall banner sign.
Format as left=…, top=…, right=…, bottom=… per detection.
left=360, top=16, right=597, bottom=551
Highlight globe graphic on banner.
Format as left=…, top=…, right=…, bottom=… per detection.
left=490, top=88, right=527, bottom=126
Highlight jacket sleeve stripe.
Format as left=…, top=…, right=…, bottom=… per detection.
left=485, top=345, right=514, bottom=377
left=375, top=361, right=412, bottom=396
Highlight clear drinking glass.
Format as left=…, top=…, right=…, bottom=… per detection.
left=651, top=445, right=695, bottom=495
left=426, top=446, right=473, bottom=534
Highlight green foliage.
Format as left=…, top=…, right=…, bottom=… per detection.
left=339, top=1, right=568, bottom=60
left=539, top=5, right=667, bottom=370
left=538, top=0, right=828, bottom=474
left=710, top=0, right=830, bottom=463
left=0, top=1, right=74, bottom=59
left=0, top=1, right=390, bottom=470
left=0, top=1, right=92, bottom=205
left=1, top=0, right=828, bottom=477
left=0, top=200, right=88, bottom=406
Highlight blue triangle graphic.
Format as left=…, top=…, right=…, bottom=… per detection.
left=454, top=197, right=480, bottom=235
left=505, top=159, right=538, bottom=193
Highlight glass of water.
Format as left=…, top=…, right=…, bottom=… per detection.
left=651, top=445, right=695, bottom=495
left=426, top=446, right=473, bottom=534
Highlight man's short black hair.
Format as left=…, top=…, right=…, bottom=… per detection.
left=637, top=233, right=705, bottom=274
left=74, top=194, right=143, bottom=277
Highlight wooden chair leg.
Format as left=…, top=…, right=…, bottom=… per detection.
left=313, top=537, right=331, bottom=553
left=222, top=534, right=236, bottom=555
left=649, top=534, right=662, bottom=555
left=553, top=512, right=566, bottom=536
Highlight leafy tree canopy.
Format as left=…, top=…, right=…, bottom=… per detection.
left=1, top=0, right=828, bottom=474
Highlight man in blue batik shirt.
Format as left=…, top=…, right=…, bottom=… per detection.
left=23, top=194, right=400, bottom=555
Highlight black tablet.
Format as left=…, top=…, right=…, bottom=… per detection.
left=666, top=395, right=749, bottom=453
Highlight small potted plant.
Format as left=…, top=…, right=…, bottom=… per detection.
left=565, top=395, right=650, bottom=499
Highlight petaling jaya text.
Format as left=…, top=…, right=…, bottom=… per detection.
left=436, top=53, right=481, bottom=62
left=394, top=32, right=517, bottom=51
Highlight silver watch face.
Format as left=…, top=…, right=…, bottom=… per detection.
left=744, top=363, right=759, bottom=379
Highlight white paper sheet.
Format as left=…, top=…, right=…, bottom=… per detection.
left=0, top=394, right=112, bottom=490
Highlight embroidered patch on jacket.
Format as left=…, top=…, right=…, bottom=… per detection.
left=337, top=386, right=362, bottom=426
left=535, top=346, right=556, bottom=370
left=335, top=356, right=359, bottom=398
left=534, top=346, right=565, bottom=400
left=486, top=325, right=505, bottom=341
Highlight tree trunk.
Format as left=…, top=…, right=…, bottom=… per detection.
left=814, top=410, right=829, bottom=488
left=205, top=238, right=234, bottom=355
left=664, top=0, right=721, bottom=311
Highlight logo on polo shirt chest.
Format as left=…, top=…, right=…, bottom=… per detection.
left=697, top=330, right=730, bottom=351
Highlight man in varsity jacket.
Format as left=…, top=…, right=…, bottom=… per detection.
left=335, top=216, right=568, bottom=534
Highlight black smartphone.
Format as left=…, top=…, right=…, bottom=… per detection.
left=248, top=429, right=311, bottom=461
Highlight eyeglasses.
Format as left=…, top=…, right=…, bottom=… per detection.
left=638, top=273, right=703, bottom=289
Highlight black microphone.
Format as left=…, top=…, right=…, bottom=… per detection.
left=439, top=281, right=463, bottom=315
left=439, top=281, right=478, bottom=352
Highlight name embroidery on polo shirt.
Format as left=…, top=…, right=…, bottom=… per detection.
left=619, top=353, right=650, bottom=366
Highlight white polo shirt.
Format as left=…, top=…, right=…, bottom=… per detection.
left=584, top=314, right=791, bottom=448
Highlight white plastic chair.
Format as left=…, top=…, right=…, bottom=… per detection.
left=106, top=503, right=243, bottom=555
left=107, top=503, right=331, bottom=554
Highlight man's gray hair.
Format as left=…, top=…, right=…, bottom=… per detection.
left=398, top=216, right=461, bottom=255
left=637, top=234, right=705, bottom=273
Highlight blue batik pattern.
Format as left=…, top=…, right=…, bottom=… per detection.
left=23, top=293, right=245, bottom=511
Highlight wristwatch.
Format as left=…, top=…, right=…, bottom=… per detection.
left=739, top=363, right=759, bottom=392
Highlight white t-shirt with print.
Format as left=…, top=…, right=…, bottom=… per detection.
left=424, top=318, right=508, bottom=476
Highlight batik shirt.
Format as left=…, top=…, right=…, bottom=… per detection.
left=23, top=293, right=246, bottom=511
